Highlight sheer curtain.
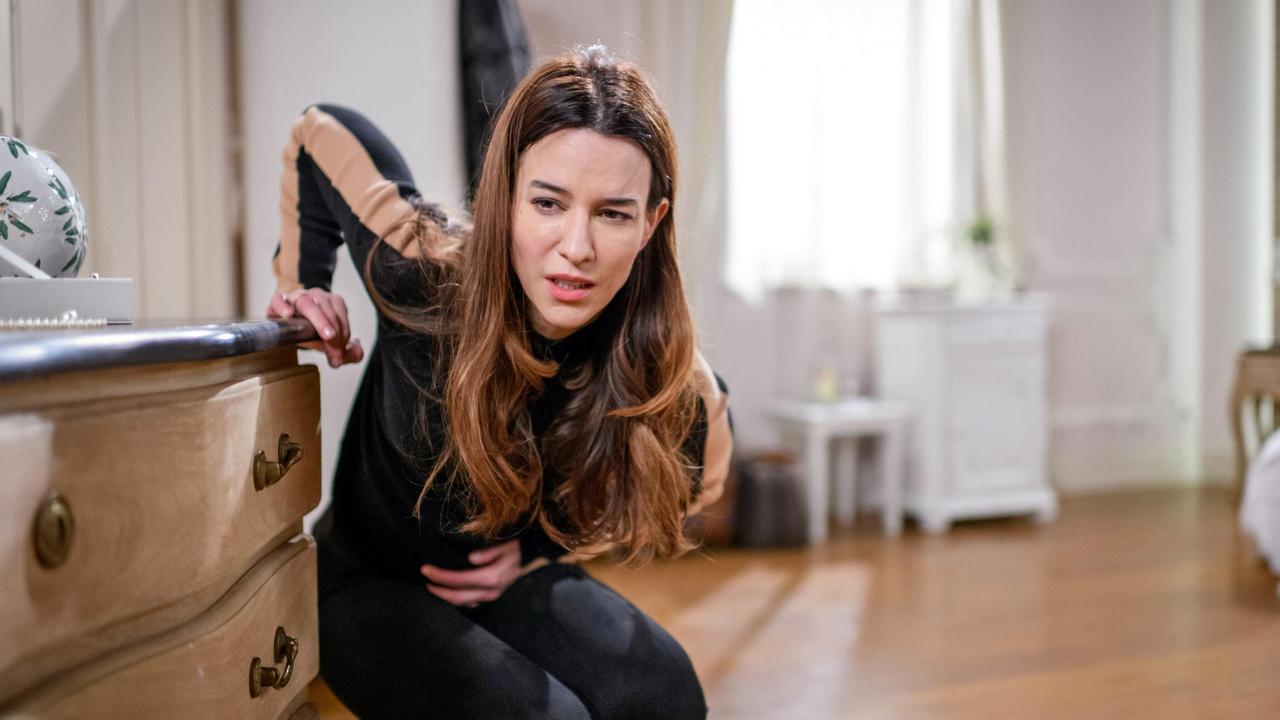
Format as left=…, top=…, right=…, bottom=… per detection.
left=724, top=0, right=1007, bottom=299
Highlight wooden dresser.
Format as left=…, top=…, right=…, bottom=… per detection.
left=0, top=320, right=323, bottom=719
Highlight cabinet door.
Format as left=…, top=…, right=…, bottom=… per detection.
left=947, top=349, right=1047, bottom=495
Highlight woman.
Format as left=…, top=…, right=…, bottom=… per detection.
left=266, top=47, right=732, bottom=719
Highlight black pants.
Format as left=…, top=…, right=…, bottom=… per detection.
left=318, top=562, right=707, bottom=719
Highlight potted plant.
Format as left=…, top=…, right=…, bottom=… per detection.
left=956, top=213, right=1010, bottom=299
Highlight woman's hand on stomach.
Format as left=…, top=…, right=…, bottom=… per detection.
left=267, top=287, right=364, bottom=368
left=420, top=539, right=534, bottom=607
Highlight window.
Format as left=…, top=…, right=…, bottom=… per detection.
left=725, top=0, right=998, bottom=298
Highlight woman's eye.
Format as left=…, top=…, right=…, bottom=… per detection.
left=600, top=209, right=633, bottom=222
left=532, top=198, right=560, bottom=212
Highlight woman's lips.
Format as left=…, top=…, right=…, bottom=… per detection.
left=546, top=276, right=594, bottom=302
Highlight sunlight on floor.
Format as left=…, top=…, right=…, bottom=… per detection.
left=664, top=560, right=873, bottom=718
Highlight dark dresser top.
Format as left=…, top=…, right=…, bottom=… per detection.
left=0, top=319, right=319, bottom=383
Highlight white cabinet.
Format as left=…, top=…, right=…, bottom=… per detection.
left=875, top=295, right=1057, bottom=532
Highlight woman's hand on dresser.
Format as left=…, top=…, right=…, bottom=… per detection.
left=420, top=539, right=524, bottom=607
left=267, top=288, right=364, bottom=368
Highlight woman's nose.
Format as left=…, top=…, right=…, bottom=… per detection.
left=557, top=211, right=595, bottom=264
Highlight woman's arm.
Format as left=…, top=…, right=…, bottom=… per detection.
left=271, top=103, right=458, bottom=303
left=686, top=352, right=734, bottom=517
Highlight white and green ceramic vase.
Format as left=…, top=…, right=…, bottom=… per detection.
left=0, top=136, right=88, bottom=278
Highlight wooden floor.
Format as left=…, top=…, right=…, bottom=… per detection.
left=311, top=486, right=1280, bottom=718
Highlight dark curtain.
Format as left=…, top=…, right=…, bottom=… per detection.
left=459, top=0, right=531, bottom=197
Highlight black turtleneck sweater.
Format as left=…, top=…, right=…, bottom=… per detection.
left=271, top=104, right=727, bottom=602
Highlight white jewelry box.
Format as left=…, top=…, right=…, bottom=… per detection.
left=0, top=277, right=134, bottom=328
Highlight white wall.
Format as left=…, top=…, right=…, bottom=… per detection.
left=1004, top=0, right=1272, bottom=491
left=1197, top=0, right=1273, bottom=480
left=12, top=0, right=236, bottom=317
left=1004, top=0, right=1186, bottom=490
left=237, top=0, right=465, bottom=529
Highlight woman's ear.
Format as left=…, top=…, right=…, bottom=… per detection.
left=641, top=198, right=670, bottom=249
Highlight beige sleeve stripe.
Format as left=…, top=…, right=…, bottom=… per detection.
left=273, top=125, right=304, bottom=295
left=688, top=352, right=733, bottom=517
left=272, top=106, right=421, bottom=294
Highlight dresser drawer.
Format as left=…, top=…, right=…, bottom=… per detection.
left=946, top=313, right=1045, bottom=354
left=0, top=365, right=321, bottom=702
left=9, top=537, right=319, bottom=719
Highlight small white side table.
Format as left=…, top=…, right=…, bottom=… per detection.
left=770, top=398, right=911, bottom=543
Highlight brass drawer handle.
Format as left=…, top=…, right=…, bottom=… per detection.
left=33, top=492, right=74, bottom=569
left=254, top=433, right=303, bottom=491
left=249, top=626, right=299, bottom=698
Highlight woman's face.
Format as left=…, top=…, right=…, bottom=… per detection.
left=510, top=128, right=669, bottom=340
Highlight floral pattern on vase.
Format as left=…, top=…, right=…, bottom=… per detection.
left=0, top=136, right=89, bottom=278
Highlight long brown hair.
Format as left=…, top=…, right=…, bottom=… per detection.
left=370, top=46, right=699, bottom=564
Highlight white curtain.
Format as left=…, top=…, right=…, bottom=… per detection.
left=724, top=0, right=1009, bottom=299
